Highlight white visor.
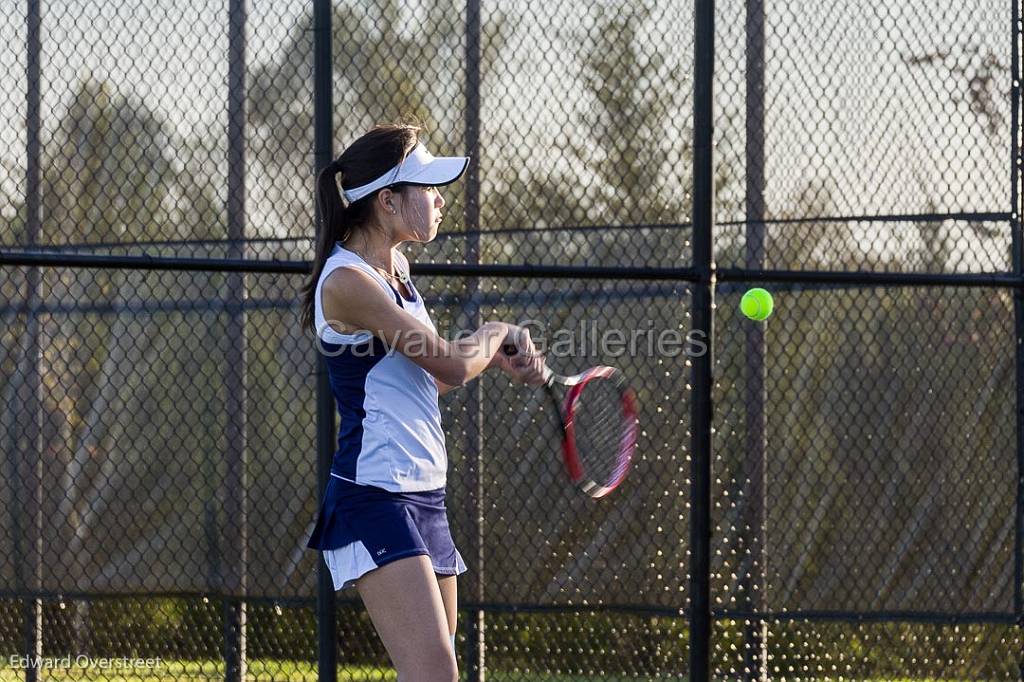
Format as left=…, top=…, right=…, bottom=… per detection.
left=341, top=143, right=470, bottom=203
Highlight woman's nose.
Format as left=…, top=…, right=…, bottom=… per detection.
left=436, top=192, right=446, bottom=209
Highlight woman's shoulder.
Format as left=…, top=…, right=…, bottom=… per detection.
left=324, top=243, right=358, bottom=266
left=321, top=247, right=376, bottom=285
left=321, top=263, right=381, bottom=297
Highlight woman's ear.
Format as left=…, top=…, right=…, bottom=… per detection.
left=377, top=188, right=397, bottom=215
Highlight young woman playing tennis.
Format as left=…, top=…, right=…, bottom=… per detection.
left=302, top=124, right=544, bottom=682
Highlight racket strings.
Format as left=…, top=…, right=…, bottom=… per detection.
left=572, top=378, right=632, bottom=486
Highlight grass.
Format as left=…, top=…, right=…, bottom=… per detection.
left=0, top=660, right=665, bottom=681
left=0, top=660, right=354, bottom=682
left=0, top=662, right=593, bottom=681
left=0, top=660, right=687, bottom=682
left=0, top=660, right=974, bottom=681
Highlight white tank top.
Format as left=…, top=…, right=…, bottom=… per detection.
left=314, top=243, right=447, bottom=492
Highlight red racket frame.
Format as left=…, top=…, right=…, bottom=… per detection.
left=559, top=366, right=639, bottom=498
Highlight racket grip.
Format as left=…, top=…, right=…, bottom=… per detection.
left=501, top=342, right=518, bottom=356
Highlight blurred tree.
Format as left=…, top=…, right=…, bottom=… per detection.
left=42, top=78, right=221, bottom=247
left=902, top=41, right=1009, bottom=264
left=0, top=76, right=228, bottom=606
left=903, top=43, right=1006, bottom=138
left=249, top=0, right=511, bottom=246
left=483, top=3, right=709, bottom=271
left=0, top=160, right=26, bottom=247
left=0, top=76, right=225, bottom=648
left=0, top=177, right=26, bottom=372
left=573, top=4, right=690, bottom=226
left=711, top=186, right=1016, bottom=616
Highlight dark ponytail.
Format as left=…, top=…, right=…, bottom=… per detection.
left=299, top=163, right=348, bottom=331
left=300, top=124, right=421, bottom=333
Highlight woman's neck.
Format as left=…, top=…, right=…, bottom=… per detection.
left=344, top=233, right=397, bottom=272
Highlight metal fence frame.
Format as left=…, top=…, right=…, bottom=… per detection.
left=2, top=0, right=1024, bottom=681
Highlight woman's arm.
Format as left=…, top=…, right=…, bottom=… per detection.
left=433, top=340, right=525, bottom=395
left=435, top=328, right=546, bottom=395
left=320, top=267, right=511, bottom=387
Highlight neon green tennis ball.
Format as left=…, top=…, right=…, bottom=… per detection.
left=740, top=288, right=774, bottom=321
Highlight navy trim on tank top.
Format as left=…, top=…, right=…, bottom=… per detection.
left=323, top=336, right=389, bottom=480
left=388, top=280, right=416, bottom=304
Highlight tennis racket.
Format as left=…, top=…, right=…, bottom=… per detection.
left=502, top=344, right=639, bottom=498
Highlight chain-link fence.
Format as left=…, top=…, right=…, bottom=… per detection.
left=1, top=0, right=1023, bottom=680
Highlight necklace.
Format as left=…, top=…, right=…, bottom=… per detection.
left=370, top=262, right=411, bottom=286
left=347, top=245, right=410, bottom=285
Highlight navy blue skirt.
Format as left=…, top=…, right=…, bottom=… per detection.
left=307, top=476, right=467, bottom=591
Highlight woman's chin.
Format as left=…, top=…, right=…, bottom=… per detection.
left=403, top=223, right=440, bottom=244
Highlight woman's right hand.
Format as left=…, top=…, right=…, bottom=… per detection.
left=490, top=324, right=546, bottom=386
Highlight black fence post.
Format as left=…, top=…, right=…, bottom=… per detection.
left=313, top=0, right=338, bottom=680
left=742, top=0, right=768, bottom=678
left=463, top=0, right=485, bottom=679
left=689, top=0, right=715, bottom=680
left=1012, top=0, right=1024, bottom=677
left=223, top=0, right=249, bottom=679
left=19, top=1, right=44, bottom=679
